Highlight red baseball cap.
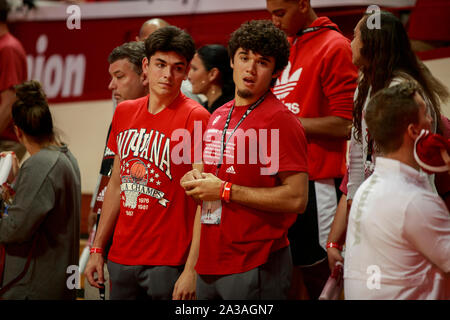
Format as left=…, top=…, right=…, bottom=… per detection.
left=414, top=129, right=450, bottom=173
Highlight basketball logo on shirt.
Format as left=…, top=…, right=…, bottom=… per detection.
left=120, top=158, right=169, bottom=210
left=117, top=128, right=172, bottom=180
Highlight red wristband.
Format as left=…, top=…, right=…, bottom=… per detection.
left=219, top=181, right=225, bottom=200
left=90, top=247, right=104, bottom=255
left=221, top=182, right=232, bottom=203
left=326, top=242, right=343, bottom=251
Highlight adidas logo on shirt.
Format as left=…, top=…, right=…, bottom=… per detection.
left=212, top=115, right=221, bottom=126
left=226, top=166, right=236, bottom=174
left=273, top=62, right=302, bottom=100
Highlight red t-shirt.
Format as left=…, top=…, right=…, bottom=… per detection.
left=0, top=33, right=27, bottom=141
left=107, top=93, right=210, bottom=266
left=272, top=17, right=357, bottom=181
left=196, top=92, right=308, bottom=275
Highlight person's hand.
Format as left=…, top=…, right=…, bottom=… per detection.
left=84, top=253, right=106, bottom=289
left=172, top=268, right=197, bottom=300
left=182, top=173, right=223, bottom=202
left=180, top=169, right=203, bottom=190
left=327, top=247, right=344, bottom=272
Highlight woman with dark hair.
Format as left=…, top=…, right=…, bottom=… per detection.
left=0, top=80, right=81, bottom=299
left=188, top=44, right=234, bottom=113
left=349, top=10, right=449, bottom=199
left=326, top=11, right=449, bottom=271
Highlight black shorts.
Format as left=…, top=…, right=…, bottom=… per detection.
left=288, top=178, right=343, bottom=266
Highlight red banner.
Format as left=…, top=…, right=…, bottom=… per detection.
left=9, top=11, right=269, bottom=103
left=7, top=1, right=417, bottom=103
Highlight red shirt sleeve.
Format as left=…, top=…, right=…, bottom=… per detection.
left=267, top=109, right=308, bottom=175
left=0, top=46, right=27, bottom=92
left=320, top=37, right=358, bottom=121
left=186, top=105, right=210, bottom=164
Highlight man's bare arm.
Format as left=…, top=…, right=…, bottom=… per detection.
left=0, top=89, right=16, bottom=134
left=84, top=155, right=121, bottom=288
left=299, top=116, right=351, bottom=139
left=182, top=171, right=309, bottom=214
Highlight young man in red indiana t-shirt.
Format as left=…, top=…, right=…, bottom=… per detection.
left=181, top=20, right=309, bottom=299
left=84, top=26, right=210, bottom=300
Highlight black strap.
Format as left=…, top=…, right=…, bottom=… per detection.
left=217, top=91, right=268, bottom=170
left=296, top=25, right=340, bottom=37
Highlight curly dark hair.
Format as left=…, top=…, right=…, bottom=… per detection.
left=144, top=25, right=195, bottom=63
left=12, top=80, right=55, bottom=144
left=228, top=20, right=290, bottom=75
left=353, top=11, right=449, bottom=142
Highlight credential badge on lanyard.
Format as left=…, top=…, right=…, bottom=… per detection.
left=201, top=92, right=268, bottom=225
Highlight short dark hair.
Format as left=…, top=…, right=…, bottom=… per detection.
left=365, top=81, right=423, bottom=154
left=0, top=0, right=10, bottom=22
left=144, top=26, right=195, bottom=63
left=108, top=41, right=146, bottom=75
left=197, top=44, right=234, bottom=95
left=12, top=80, right=55, bottom=144
left=228, top=20, right=290, bottom=75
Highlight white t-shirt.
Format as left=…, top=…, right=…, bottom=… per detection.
left=344, top=157, right=450, bottom=300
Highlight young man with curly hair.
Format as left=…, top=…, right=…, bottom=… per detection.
left=181, top=20, right=309, bottom=299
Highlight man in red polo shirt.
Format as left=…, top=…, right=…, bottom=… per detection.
left=181, top=20, right=309, bottom=299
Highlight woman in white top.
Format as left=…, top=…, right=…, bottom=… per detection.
left=326, top=10, right=449, bottom=272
